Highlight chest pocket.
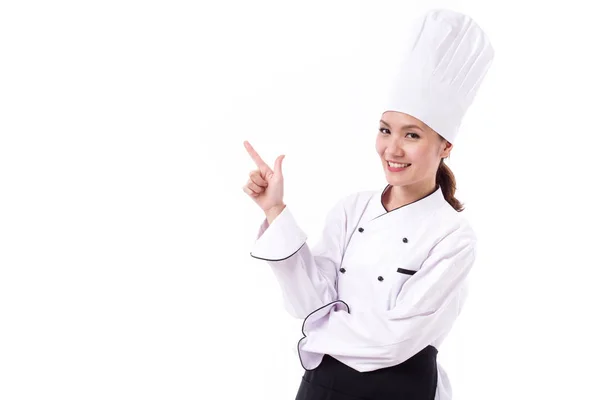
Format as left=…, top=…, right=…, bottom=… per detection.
left=396, top=267, right=417, bottom=276
left=379, top=232, right=430, bottom=308
left=392, top=267, right=417, bottom=292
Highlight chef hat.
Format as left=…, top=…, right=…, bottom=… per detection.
left=382, top=9, right=494, bottom=144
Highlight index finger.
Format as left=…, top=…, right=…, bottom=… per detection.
left=244, top=141, right=270, bottom=170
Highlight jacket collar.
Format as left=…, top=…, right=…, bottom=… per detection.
left=362, top=184, right=448, bottom=227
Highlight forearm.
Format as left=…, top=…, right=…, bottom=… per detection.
left=251, top=205, right=341, bottom=318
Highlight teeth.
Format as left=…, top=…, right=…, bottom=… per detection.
left=388, top=162, right=410, bottom=168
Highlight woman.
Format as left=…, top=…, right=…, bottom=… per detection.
left=243, top=9, right=494, bottom=400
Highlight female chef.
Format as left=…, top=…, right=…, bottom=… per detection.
left=242, top=9, right=494, bottom=400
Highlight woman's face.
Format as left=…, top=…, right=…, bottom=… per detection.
left=376, top=111, right=452, bottom=189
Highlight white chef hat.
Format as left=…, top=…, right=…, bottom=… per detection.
left=382, top=9, right=495, bottom=144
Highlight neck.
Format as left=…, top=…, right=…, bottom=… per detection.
left=384, top=181, right=438, bottom=211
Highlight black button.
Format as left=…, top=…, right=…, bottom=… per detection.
left=358, top=227, right=364, bottom=233
left=340, top=268, right=346, bottom=273
left=402, top=237, right=408, bottom=243
left=377, top=276, right=384, bottom=281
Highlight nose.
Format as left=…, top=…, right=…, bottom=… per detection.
left=386, top=136, right=405, bottom=157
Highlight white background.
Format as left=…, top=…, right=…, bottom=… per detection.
left=1, top=0, right=599, bottom=399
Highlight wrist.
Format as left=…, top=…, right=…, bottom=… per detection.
left=265, top=204, right=286, bottom=224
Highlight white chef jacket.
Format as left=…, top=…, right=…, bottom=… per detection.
left=250, top=184, right=477, bottom=400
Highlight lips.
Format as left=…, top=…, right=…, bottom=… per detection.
left=387, top=161, right=411, bottom=168
left=386, top=160, right=411, bottom=173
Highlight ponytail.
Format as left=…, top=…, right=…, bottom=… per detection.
left=436, top=159, right=464, bottom=212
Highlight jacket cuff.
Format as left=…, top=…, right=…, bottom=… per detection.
left=297, top=300, right=350, bottom=370
left=250, top=206, right=308, bottom=261
left=301, top=300, right=350, bottom=335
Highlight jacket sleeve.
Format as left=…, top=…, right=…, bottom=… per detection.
left=297, top=224, right=476, bottom=371
left=250, top=197, right=349, bottom=319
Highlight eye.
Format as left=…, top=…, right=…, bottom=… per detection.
left=379, top=127, right=390, bottom=134
left=406, top=132, right=420, bottom=139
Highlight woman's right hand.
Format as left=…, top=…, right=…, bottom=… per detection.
left=242, top=141, right=286, bottom=215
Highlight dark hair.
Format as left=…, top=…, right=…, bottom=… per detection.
left=436, top=159, right=464, bottom=212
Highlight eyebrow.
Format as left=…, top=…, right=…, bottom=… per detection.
left=380, top=120, right=425, bottom=132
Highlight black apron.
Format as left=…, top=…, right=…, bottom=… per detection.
left=295, top=345, right=438, bottom=400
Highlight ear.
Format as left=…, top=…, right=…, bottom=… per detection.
left=441, top=140, right=453, bottom=158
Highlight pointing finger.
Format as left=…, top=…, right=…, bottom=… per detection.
left=244, top=141, right=271, bottom=172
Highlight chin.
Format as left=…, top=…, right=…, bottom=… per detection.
left=383, top=172, right=408, bottom=186
left=385, top=164, right=420, bottom=182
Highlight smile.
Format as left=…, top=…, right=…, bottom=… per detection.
left=387, top=161, right=411, bottom=168
left=387, top=161, right=411, bottom=172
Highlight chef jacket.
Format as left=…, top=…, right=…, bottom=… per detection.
left=250, top=184, right=477, bottom=400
